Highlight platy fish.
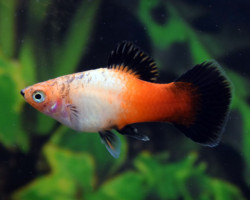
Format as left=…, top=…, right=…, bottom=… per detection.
left=20, top=42, right=232, bottom=158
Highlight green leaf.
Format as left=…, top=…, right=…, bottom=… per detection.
left=0, top=73, right=20, bottom=145
left=228, top=71, right=250, bottom=185
left=51, top=127, right=128, bottom=179
left=0, top=55, right=29, bottom=151
left=87, top=172, right=147, bottom=200
left=36, top=114, right=56, bottom=135
left=53, top=0, right=100, bottom=77
left=138, top=0, right=187, bottom=48
left=13, top=144, right=95, bottom=200
left=19, top=40, right=36, bottom=85
left=138, top=0, right=210, bottom=63
left=134, top=152, right=245, bottom=200
left=138, top=0, right=250, bottom=63
left=0, top=0, right=16, bottom=58
left=210, top=179, right=246, bottom=200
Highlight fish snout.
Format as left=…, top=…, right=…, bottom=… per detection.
left=20, top=89, right=25, bottom=97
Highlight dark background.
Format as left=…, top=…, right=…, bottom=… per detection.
left=0, top=0, right=249, bottom=199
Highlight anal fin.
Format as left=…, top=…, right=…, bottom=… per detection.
left=99, top=131, right=121, bottom=159
left=117, top=125, right=150, bottom=141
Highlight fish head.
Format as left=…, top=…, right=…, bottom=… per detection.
left=20, top=80, right=64, bottom=118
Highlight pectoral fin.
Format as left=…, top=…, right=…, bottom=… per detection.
left=67, top=104, right=80, bottom=128
left=99, top=131, right=121, bottom=159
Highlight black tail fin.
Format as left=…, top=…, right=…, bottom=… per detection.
left=174, top=61, right=232, bottom=147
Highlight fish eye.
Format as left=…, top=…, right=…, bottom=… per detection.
left=32, top=91, right=45, bottom=103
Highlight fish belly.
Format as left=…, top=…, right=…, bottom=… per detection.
left=68, top=69, right=126, bottom=132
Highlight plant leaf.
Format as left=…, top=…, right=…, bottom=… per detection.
left=13, top=144, right=95, bottom=200
left=0, top=55, right=29, bottom=151
left=51, top=128, right=127, bottom=179
left=0, top=0, right=15, bottom=58
left=53, top=0, right=100, bottom=77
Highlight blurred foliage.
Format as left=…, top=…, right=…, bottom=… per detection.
left=138, top=0, right=211, bottom=63
left=0, top=0, right=249, bottom=199
left=13, top=150, right=245, bottom=200
left=0, top=49, right=28, bottom=151
left=13, top=144, right=95, bottom=200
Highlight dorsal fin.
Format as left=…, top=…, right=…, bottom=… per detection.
left=108, top=41, right=158, bottom=82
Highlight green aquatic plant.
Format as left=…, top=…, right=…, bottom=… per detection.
left=13, top=149, right=245, bottom=200
left=0, top=52, right=30, bottom=151
left=138, top=0, right=210, bottom=62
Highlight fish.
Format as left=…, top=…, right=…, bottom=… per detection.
left=20, top=41, right=232, bottom=158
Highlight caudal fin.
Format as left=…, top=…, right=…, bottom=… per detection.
left=174, top=61, right=232, bottom=147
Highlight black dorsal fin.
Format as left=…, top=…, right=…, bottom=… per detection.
left=108, top=41, right=158, bottom=82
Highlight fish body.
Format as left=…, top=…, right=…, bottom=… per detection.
left=21, top=42, right=232, bottom=158
left=23, top=68, right=195, bottom=132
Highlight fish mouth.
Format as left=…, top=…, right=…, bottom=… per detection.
left=20, top=89, right=25, bottom=97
